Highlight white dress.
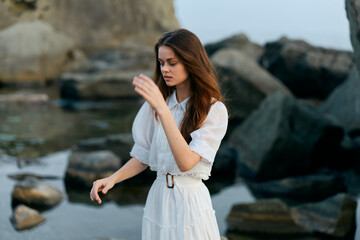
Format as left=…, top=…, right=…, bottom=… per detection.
left=130, top=90, right=228, bottom=240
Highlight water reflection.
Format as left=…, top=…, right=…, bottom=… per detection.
left=0, top=97, right=141, bottom=158
left=0, top=150, right=252, bottom=239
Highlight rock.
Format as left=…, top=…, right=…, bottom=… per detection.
left=11, top=0, right=37, bottom=9
left=65, top=150, right=121, bottom=188
left=73, top=133, right=133, bottom=163
left=319, top=67, right=360, bottom=132
left=226, top=194, right=357, bottom=239
left=342, top=169, right=360, bottom=195
left=0, top=20, right=85, bottom=85
left=212, top=141, right=237, bottom=180
left=247, top=172, right=346, bottom=202
left=229, top=92, right=344, bottom=181
left=0, top=91, right=49, bottom=104
left=346, top=0, right=360, bottom=73
left=87, top=45, right=155, bottom=72
left=227, top=199, right=308, bottom=235
left=353, top=135, right=360, bottom=166
left=8, top=173, right=59, bottom=181
left=11, top=204, right=45, bottom=230
left=60, top=69, right=153, bottom=100
left=291, top=193, right=357, bottom=238
left=0, top=0, right=179, bottom=53
left=12, top=176, right=63, bottom=209
left=259, top=37, right=354, bottom=100
left=212, top=48, right=292, bottom=120
left=205, top=33, right=264, bottom=61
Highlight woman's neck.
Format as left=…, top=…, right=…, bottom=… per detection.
left=175, top=84, right=191, bottom=103
left=174, top=76, right=191, bottom=103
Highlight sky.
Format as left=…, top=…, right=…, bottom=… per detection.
left=174, top=0, right=352, bottom=51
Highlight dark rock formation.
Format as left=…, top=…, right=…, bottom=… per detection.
left=227, top=199, right=308, bottom=235
left=227, top=193, right=357, bottom=239
left=259, top=37, right=354, bottom=100
left=212, top=141, right=237, bottom=180
left=230, top=92, right=344, bottom=181
left=205, top=33, right=264, bottom=61
left=212, top=48, right=292, bottom=120
left=291, top=193, right=357, bottom=238
left=346, top=0, right=360, bottom=73
left=247, top=172, right=346, bottom=202
left=320, top=67, right=360, bottom=132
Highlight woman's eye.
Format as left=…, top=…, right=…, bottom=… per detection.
left=158, top=61, right=176, bottom=67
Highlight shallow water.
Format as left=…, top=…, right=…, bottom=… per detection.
left=0, top=150, right=256, bottom=240
left=0, top=88, right=141, bottom=158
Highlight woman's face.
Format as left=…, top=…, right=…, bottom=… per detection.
left=158, top=45, right=189, bottom=88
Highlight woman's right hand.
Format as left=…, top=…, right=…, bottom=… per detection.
left=89, top=176, right=115, bottom=204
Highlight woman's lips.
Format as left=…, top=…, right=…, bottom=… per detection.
left=164, top=76, right=172, bottom=81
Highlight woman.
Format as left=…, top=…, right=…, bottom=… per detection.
left=90, top=28, right=228, bottom=240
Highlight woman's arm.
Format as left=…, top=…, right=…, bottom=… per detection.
left=90, top=157, right=148, bottom=204
left=132, top=74, right=201, bottom=172
left=110, top=157, right=148, bottom=183
left=157, top=107, right=201, bottom=171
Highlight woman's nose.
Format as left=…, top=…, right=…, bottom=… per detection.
left=162, top=64, right=169, bottom=73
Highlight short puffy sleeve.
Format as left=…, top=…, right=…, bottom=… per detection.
left=189, top=101, right=228, bottom=164
left=129, top=102, right=154, bottom=164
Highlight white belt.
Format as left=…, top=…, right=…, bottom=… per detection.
left=156, top=172, right=202, bottom=240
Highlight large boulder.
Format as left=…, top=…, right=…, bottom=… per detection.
left=320, top=67, right=360, bottom=132
left=342, top=168, right=360, bottom=196
left=205, top=33, right=264, bottom=61
left=212, top=49, right=292, bottom=120
left=227, top=199, right=308, bottom=235
left=211, top=141, right=237, bottom=180
left=259, top=37, right=354, bottom=100
left=0, top=0, right=179, bottom=53
left=65, top=150, right=121, bottom=188
left=12, top=177, right=63, bottom=209
left=346, top=0, right=360, bottom=73
left=247, top=172, right=346, bottom=202
left=291, top=193, right=357, bottom=238
left=11, top=204, right=45, bottom=231
left=227, top=193, right=357, bottom=239
left=0, top=20, right=85, bottom=85
left=229, top=92, right=344, bottom=181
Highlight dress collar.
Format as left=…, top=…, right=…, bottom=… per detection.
left=168, top=90, right=190, bottom=111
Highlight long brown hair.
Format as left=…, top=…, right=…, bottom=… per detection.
left=154, top=29, right=224, bottom=143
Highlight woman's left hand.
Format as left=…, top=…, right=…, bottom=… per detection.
left=132, top=74, right=167, bottom=113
